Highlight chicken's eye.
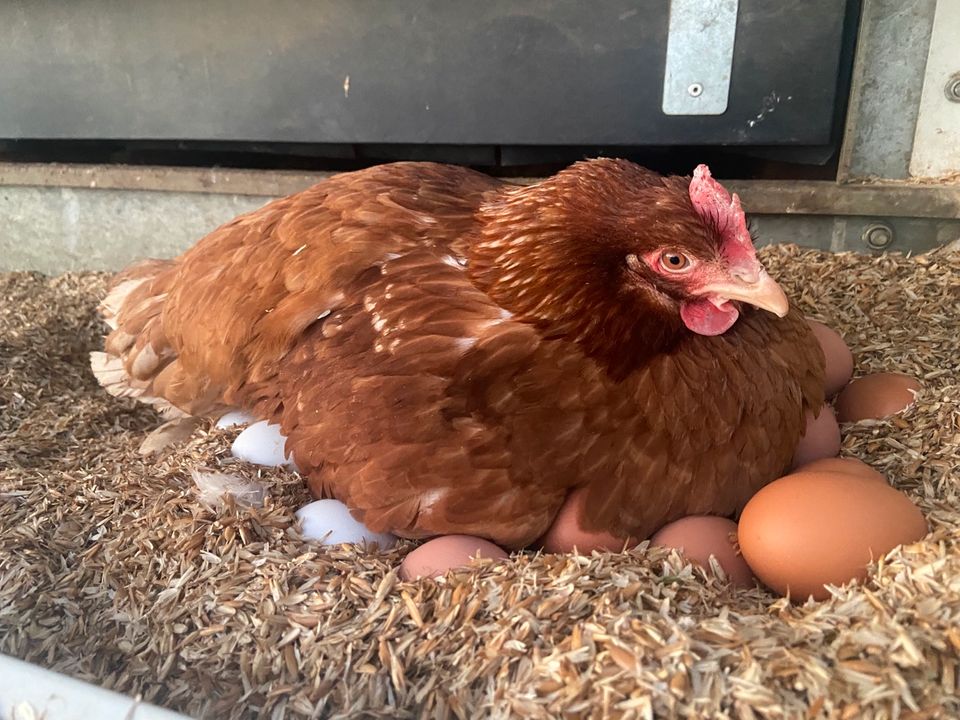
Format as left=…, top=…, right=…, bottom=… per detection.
left=659, top=251, right=691, bottom=272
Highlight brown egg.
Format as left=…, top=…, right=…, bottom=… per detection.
left=650, top=516, right=755, bottom=588
left=794, top=457, right=886, bottom=482
left=835, top=373, right=921, bottom=423
left=400, top=535, right=508, bottom=580
left=738, top=471, right=927, bottom=601
left=807, top=319, right=854, bottom=397
left=791, top=405, right=841, bottom=469
left=538, top=488, right=637, bottom=553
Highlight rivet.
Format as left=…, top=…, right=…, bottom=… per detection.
left=945, top=73, right=960, bottom=102
left=687, top=83, right=704, bottom=98
left=862, top=223, right=894, bottom=250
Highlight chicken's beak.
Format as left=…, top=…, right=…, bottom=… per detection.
left=696, top=267, right=789, bottom=318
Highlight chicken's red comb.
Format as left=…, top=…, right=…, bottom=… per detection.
left=689, top=164, right=755, bottom=265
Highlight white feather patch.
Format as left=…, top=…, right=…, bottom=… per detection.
left=191, top=470, right=267, bottom=510
left=419, top=489, right=446, bottom=511
left=454, top=337, right=478, bottom=352
left=99, top=278, right=149, bottom=328
left=89, top=351, right=128, bottom=390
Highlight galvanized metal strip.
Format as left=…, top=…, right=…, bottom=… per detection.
left=662, top=0, right=739, bottom=115
left=909, top=0, right=960, bottom=178
left=724, top=180, right=960, bottom=219
left=837, top=0, right=937, bottom=181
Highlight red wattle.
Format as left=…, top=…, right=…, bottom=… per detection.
left=680, top=298, right=739, bottom=336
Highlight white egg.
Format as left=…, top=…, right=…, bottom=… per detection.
left=230, top=420, right=296, bottom=468
left=217, top=410, right=257, bottom=429
left=216, top=409, right=258, bottom=429
left=295, top=499, right=398, bottom=549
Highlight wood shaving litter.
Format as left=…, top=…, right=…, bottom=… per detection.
left=1, top=246, right=958, bottom=719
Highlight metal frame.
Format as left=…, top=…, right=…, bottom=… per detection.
left=2, top=162, right=959, bottom=219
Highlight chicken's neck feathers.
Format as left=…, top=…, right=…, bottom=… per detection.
left=469, top=184, right=686, bottom=380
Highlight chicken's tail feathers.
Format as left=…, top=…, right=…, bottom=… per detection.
left=99, top=259, right=174, bottom=329
left=89, top=351, right=185, bottom=418
left=90, top=258, right=187, bottom=419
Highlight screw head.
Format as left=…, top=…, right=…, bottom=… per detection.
left=687, top=83, right=704, bottom=98
left=862, top=223, right=894, bottom=250
left=945, top=73, right=960, bottom=102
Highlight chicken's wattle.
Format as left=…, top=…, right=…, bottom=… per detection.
left=680, top=297, right=739, bottom=336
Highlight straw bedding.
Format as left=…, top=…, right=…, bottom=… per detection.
left=1, top=245, right=958, bottom=720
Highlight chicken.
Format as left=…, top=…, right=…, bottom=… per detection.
left=91, top=160, right=825, bottom=549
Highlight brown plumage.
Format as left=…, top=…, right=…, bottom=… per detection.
left=92, top=160, right=824, bottom=549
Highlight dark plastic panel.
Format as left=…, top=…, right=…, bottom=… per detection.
left=0, top=1, right=851, bottom=146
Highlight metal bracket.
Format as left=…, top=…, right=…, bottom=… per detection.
left=662, top=0, right=739, bottom=116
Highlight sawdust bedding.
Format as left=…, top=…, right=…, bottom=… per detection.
left=0, top=245, right=958, bottom=720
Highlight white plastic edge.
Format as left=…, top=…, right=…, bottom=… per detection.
left=0, top=654, right=193, bottom=720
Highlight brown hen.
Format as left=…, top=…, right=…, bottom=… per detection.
left=92, top=160, right=824, bottom=549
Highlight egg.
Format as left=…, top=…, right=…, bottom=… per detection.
left=538, top=488, right=637, bottom=553
left=834, top=373, right=921, bottom=423
left=400, top=535, right=508, bottom=580
left=793, top=456, right=885, bottom=482
left=791, top=405, right=841, bottom=469
left=295, top=499, right=398, bottom=549
left=650, top=516, right=755, bottom=588
left=230, top=420, right=297, bottom=468
left=738, top=471, right=927, bottom=601
left=807, top=319, right=854, bottom=397
left=216, top=409, right=257, bottom=429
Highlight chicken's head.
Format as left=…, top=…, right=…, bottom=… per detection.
left=624, top=163, right=788, bottom=337
left=471, top=158, right=791, bottom=377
